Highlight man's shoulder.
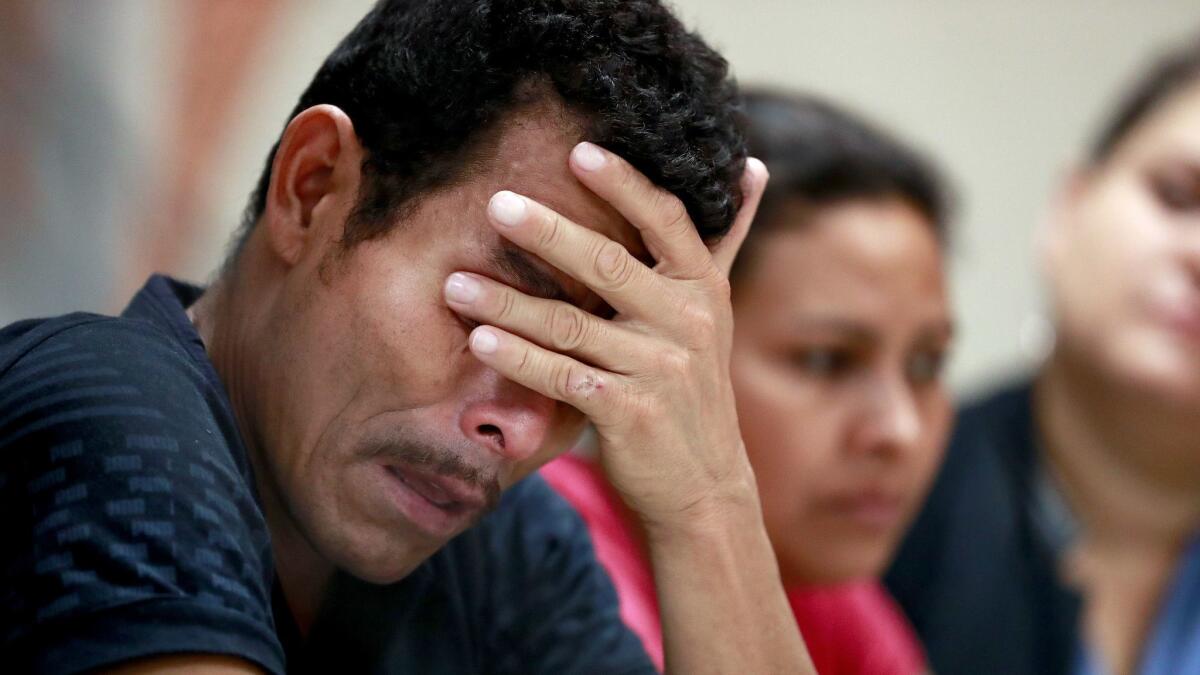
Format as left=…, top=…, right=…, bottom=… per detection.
left=0, top=314, right=283, bottom=674
left=0, top=311, right=226, bottom=453
left=1, top=311, right=197, bottom=380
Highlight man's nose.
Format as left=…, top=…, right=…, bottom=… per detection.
left=458, top=376, right=558, bottom=462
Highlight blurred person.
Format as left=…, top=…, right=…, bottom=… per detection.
left=0, top=2, right=814, bottom=674
left=886, top=34, right=1200, bottom=675
left=0, top=2, right=129, bottom=324
left=123, top=0, right=281, bottom=299
left=542, top=89, right=955, bottom=674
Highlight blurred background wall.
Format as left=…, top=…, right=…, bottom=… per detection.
left=2, top=0, right=1199, bottom=394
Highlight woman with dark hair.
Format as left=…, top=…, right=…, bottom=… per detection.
left=542, top=89, right=955, bottom=674
left=886, top=35, right=1200, bottom=675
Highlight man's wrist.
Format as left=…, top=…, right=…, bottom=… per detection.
left=638, top=462, right=765, bottom=547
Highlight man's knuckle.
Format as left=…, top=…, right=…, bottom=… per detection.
left=630, top=396, right=663, bottom=426
left=680, top=302, right=717, bottom=333
left=536, top=213, right=565, bottom=251
left=549, top=305, right=589, bottom=351
left=551, top=362, right=576, bottom=399
left=515, top=346, right=536, bottom=378
left=496, top=288, right=519, bottom=322
left=709, top=275, right=733, bottom=301
left=676, top=306, right=719, bottom=348
left=657, top=347, right=690, bottom=377
left=617, top=162, right=642, bottom=194
left=659, top=195, right=691, bottom=235
left=595, top=240, right=634, bottom=288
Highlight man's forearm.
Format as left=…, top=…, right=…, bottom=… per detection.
left=644, top=478, right=814, bottom=674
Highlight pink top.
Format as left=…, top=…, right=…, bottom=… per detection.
left=540, top=454, right=926, bottom=674
left=539, top=454, right=664, bottom=669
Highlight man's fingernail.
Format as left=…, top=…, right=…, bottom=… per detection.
left=489, top=191, right=526, bottom=227
left=445, top=273, right=480, bottom=304
left=572, top=142, right=606, bottom=171
left=746, top=157, right=768, bottom=182
left=471, top=327, right=499, bottom=354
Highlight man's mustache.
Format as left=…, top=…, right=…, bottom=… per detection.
left=363, top=433, right=502, bottom=510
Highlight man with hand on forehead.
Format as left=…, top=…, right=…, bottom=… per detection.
left=0, top=1, right=811, bottom=673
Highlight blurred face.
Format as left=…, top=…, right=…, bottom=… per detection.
left=1046, top=79, right=1200, bottom=405
left=252, top=112, right=639, bottom=583
left=730, top=198, right=953, bottom=585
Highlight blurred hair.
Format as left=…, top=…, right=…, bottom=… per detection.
left=731, top=88, right=950, bottom=281
left=1090, top=32, right=1200, bottom=163
left=229, top=0, right=745, bottom=267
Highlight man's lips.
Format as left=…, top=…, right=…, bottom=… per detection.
left=384, top=463, right=488, bottom=513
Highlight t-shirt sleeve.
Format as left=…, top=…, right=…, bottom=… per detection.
left=485, top=475, right=657, bottom=675
left=0, top=319, right=284, bottom=674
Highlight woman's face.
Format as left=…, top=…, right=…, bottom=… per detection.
left=1046, top=79, right=1200, bottom=406
left=730, top=197, right=953, bottom=585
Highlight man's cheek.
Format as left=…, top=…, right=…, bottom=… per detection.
left=507, top=411, right=588, bottom=483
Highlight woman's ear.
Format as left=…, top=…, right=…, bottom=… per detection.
left=260, top=104, right=362, bottom=267
left=1038, top=165, right=1090, bottom=278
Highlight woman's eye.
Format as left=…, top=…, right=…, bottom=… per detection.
left=790, top=348, right=851, bottom=377
left=1152, top=174, right=1200, bottom=212
left=907, top=350, right=945, bottom=385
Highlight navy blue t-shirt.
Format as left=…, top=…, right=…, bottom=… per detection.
left=1, top=275, right=653, bottom=674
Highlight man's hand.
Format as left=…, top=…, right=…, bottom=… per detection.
left=446, top=141, right=764, bottom=532
left=445, top=141, right=813, bottom=673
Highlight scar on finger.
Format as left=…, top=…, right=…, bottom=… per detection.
left=569, top=370, right=604, bottom=399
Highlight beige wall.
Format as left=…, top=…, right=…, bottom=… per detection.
left=667, top=1, right=1200, bottom=393
left=4, top=1, right=1200, bottom=393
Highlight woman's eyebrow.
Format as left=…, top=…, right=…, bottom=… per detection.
left=789, top=316, right=877, bottom=342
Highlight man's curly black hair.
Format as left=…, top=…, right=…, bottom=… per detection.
left=232, top=0, right=745, bottom=262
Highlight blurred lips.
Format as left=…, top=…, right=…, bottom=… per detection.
left=1161, top=300, right=1200, bottom=343
left=381, top=462, right=489, bottom=538
left=819, top=488, right=907, bottom=531
left=1149, top=291, right=1200, bottom=345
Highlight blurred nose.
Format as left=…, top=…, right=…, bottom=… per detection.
left=1184, top=230, right=1200, bottom=290
left=854, top=375, right=922, bottom=458
left=458, top=373, right=558, bottom=463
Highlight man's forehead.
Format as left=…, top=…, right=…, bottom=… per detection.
left=480, top=107, right=649, bottom=260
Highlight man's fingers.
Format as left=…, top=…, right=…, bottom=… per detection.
left=486, top=190, right=672, bottom=318
left=568, top=142, right=712, bottom=277
left=467, top=325, right=617, bottom=419
left=710, top=157, right=768, bottom=276
left=444, top=272, right=647, bottom=373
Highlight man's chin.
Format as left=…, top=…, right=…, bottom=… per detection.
left=343, top=540, right=446, bottom=585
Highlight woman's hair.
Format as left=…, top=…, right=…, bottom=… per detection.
left=1090, top=33, right=1200, bottom=163
left=732, top=89, right=950, bottom=280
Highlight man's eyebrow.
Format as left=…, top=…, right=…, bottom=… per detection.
left=488, top=243, right=571, bottom=303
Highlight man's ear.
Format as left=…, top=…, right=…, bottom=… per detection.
left=262, top=104, right=362, bottom=267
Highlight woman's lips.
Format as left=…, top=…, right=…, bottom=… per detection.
left=819, top=490, right=907, bottom=531
left=1160, top=300, right=1200, bottom=343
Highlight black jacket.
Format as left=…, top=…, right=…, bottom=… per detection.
left=885, top=380, right=1082, bottom=675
